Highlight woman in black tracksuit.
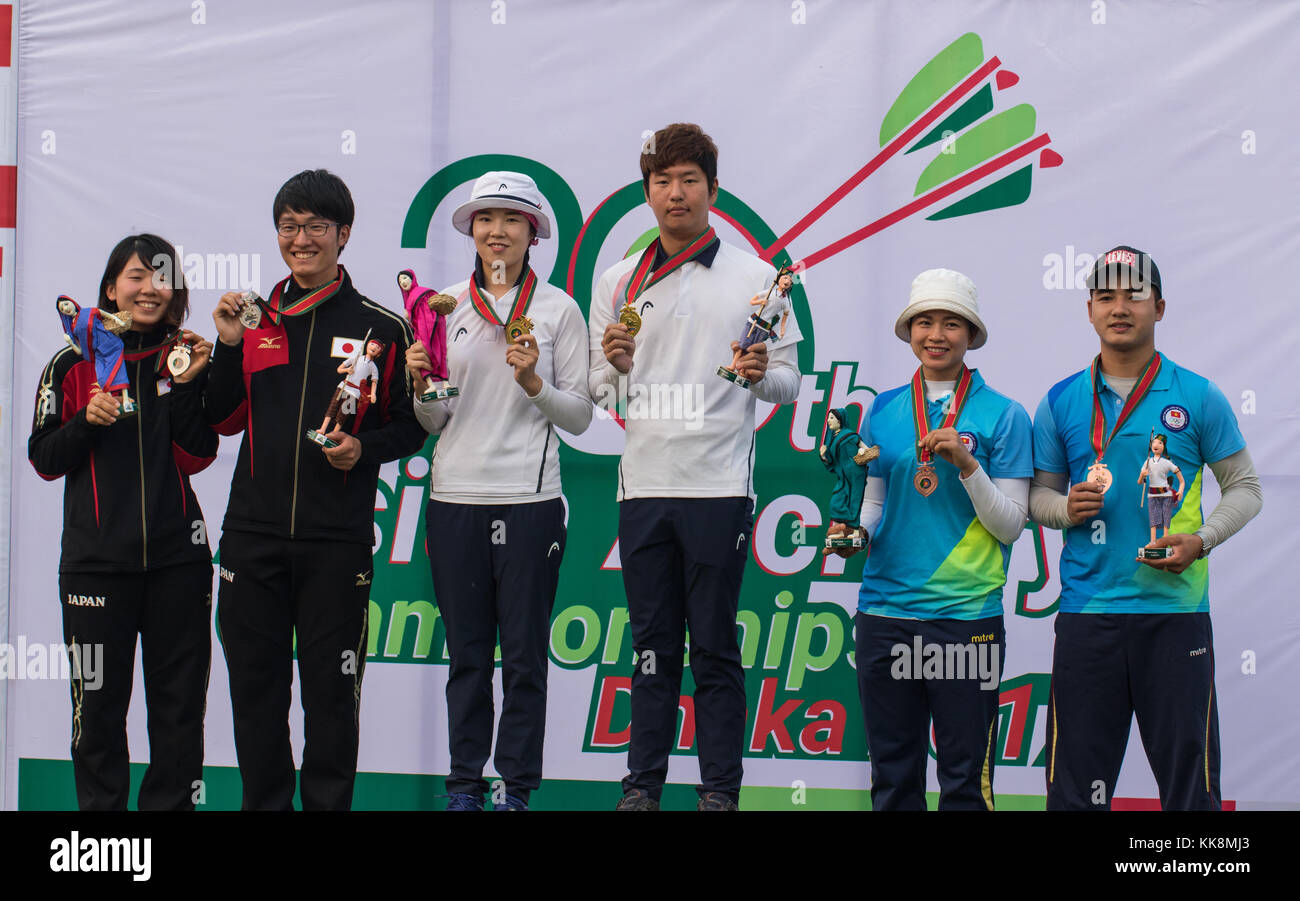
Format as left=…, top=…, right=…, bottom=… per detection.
left=28, top=233, right=218, bottom=810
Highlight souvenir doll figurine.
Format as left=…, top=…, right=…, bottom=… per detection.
left=399, top=269, right=459, bottom=401
left=819, top=406, right=879, bottom=549
left=307, top=336, right=385, bottom=448
left=57, top=295, right=137, bottom=416
left=1137, top=431, right=1185, bottom=560
left=717, top=265, right=795, bottom=389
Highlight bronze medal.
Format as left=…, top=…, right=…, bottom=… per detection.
left=166, top=343, right=192, bottom=377
left=1087, top=460, right=1113, bottom=493
left=618, top=302, right=642, bottom=337
left=506, top=315, right=535, bottom=343
left=909, top=366, right=973, bottom=499
left=914, top=464, right=938, bottom=497
left=1084, top=352, right=1163, bottom=499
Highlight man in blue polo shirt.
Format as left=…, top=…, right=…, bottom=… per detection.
left=1030, top=246, right=1262, bottom=810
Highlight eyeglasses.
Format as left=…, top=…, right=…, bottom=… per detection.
left=276, top=221, right=337, bottom=238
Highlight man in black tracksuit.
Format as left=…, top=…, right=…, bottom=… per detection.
left=205, top=170, right=425, bottom=810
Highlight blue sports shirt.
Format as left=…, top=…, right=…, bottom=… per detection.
left=858, top=369, right=1034, bottom=620
left=1032, top=354, right=1245, bottom=613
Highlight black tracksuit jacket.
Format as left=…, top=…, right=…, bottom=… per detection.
left=28, top=327, right=218, bottom=573
left=204, top=267, right=426, bottom=545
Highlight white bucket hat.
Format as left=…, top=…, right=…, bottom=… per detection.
left=451, top=171, right=552, bottom=239
left=893, top=268, right=987, bottom=349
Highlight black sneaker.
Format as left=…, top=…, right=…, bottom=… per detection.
left=697, top=792, right=739, bottom=811
left=494, top=792, right=529, bottom=811
left=615, top=788, right=660, bottom=811
left=444, top=792, right=485, bottom=811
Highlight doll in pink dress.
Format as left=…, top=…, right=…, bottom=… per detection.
left=398, top=269, right=459, bottom=401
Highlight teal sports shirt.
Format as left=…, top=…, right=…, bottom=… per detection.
left=1032, top=354, right=1245, bottom=614
left=858, top=369, right=1034, bottom=620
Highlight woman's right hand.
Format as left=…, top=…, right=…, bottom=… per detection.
left=406, top=341, right=432, bottom=381
left=84, top=390, right=120, bottom=427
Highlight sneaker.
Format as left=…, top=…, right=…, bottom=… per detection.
left=444, top=792, right=484, bottom=811
left=614, top=788, right=660, bottom=811
left=697, top=792, right=739, bottom=811
left=494, top=792, right=529, bottom=811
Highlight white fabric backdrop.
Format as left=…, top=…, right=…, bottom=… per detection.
left=4, top=0, right=1298, bottom=808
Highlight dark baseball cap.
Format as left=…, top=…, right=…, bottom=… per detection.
left=1086, top=245, right=1162, bottom=297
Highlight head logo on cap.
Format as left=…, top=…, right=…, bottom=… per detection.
left=451, top=171, right=553, bottom=239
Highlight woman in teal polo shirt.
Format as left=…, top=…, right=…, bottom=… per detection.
left=838, top=268, right=1033, bottom=811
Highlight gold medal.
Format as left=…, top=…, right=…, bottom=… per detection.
left=618, top=302, right=642, bottom=337
left=506, top=315, right=535, bottom=343
left=1087, top=460, right=1113, bottom=493
left=914, top=464, right=938, bottom=496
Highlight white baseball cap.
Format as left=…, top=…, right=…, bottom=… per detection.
left=451, top=171, right=552, bottom=239
left=893, top=268, right=987, bottom=349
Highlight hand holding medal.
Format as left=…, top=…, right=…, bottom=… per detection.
left=917, top=427, right=978, bottom=477
left=506, top=325, right=543, bottom=397
left=468, top=267, right=544, bottom=393
left=602, top=321, right=636, bottom=374
left=910, top=366, right=974, bottom=496
left=212, top=290, right=264, bottom=346
left=169, top=329, right=213, bottom=383
left=1074, top=351, right=1163, bottom=522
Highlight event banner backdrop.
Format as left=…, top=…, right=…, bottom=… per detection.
left=3, top=0, right=1297, bottom=809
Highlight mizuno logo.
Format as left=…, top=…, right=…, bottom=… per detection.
left=65, top=594, right=105, bottom=607
left=356, top=570, right=372, bottom=587
left=258, top=336, right=282, bottom=350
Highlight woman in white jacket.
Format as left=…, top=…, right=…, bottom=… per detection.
left=406, top=172, right=591, bottom=811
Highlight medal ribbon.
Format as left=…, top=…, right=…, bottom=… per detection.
left=124, top=331, right=180, bottom=376
left=264, top=267, right=345, bottom=325
left=124, top=330, right=180, bottom=361
left=622, top=226, right=718, bottom=308
left=467, top=267, right=538, bottom=329
left=1088, top=351, right=1162, bottom=462
left=910, top=365, right=974, bottom=463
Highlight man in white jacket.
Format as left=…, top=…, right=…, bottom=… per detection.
left=589, top=123, right=803, bottom=810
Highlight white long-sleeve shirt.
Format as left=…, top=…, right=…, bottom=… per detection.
left=414, top=275, right=591, bottom=504
left=588, top=238, right=802, bottom=501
